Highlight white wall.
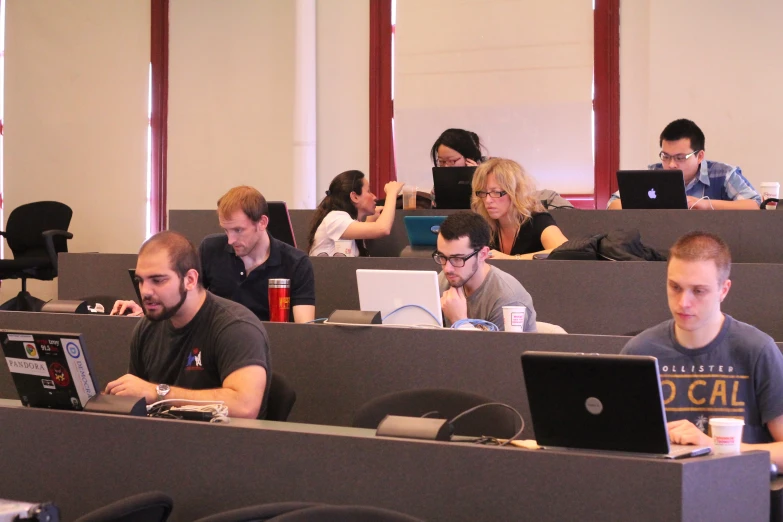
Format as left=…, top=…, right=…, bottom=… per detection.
left=315, top=0, right=370, bottom=201
left=2, top=0, right=149, bottom=304
left=394, top=0, right=594, bottom=193
left=620, top=0, right=783, bottom=192
left=167, top=0, right=299, bottom=211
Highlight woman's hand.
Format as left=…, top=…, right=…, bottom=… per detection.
left=465, top=158, right=478, bottom=167
left=384, top=181, right=405, bottom=198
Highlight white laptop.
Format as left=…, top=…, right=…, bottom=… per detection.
left=356, top=269, right=443, bottom=327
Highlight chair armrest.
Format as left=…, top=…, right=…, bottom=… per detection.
left=41, top=229, right=74, bottom=272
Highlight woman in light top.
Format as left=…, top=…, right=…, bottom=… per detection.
left=471, top=158, right=568, bottom=259
left=308, top=170, right=404, bottom=257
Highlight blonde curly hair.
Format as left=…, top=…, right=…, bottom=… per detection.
left=471, top=158, right=544, bottom=241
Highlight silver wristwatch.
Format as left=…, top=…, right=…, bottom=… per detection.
left=156, top=383, right=171, bottom=401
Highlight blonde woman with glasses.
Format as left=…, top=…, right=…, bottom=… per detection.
left=471, top=158, right=568, bottom=260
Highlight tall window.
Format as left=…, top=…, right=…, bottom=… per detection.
left=0, top=0, right=5, bottom=256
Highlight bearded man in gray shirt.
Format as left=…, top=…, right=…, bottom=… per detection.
left=435, top=211, right=537, bottom=331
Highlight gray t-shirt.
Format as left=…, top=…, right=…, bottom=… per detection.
left=438, top=265, right=537, bottom=332
left=621, top=315, right=783, bottom=443
left=129, top=292, right=271, bottom=418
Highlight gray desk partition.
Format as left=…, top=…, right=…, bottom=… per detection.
left=3, top=312, right=783, bottom=436
left=0, top=312, right=629, bottom=436
left=168, top=208, right=783, bottom=262
left=57, top=253, right=783, bottom=339
left=0, top=402, right=768, bottom=522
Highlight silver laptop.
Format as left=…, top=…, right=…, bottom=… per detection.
left=521, top=351, right=711, bottom=459
left=616, top=169, right=688, bottom=209
left=356, top=269, right=443, bottom=327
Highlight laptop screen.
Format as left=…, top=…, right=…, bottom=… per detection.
left=521, top=351, right=673, bottom=454
left=1, top=329, right=100, bottom=411
left=616, top=169, right=688, bottom=209
left=356, top=269, right=443, bottom=327
left=432, top=167, right=476, bottom=209
left=267, top=201, right=297, bottom=248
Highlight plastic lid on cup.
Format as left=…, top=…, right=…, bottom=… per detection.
left=708, top=417, right=744, bottom=426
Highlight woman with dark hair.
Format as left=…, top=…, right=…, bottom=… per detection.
left=308, top=170, right=404, bottom=256
left=430, top=128, right=486, bottom=167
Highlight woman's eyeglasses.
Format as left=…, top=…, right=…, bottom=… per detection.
left=475, top=190, right=507, bottom=199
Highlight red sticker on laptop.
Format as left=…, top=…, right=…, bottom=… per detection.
left=49, top=363, right=70, bottom=387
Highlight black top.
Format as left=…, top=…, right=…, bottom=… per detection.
left=130, top=292, right=271, bottom=417
left=199, top=233, right=316, bottom=321
left=490, top=212, right=558, bottom=255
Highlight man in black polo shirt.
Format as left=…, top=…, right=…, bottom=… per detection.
left=112, top=186, right=315, bottom=322
left=106, top=231, right=270, bottom=419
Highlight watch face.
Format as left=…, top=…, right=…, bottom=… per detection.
left=157, top=384, right=171, bottom=396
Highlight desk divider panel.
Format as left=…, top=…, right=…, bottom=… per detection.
left=168, top=208, right=783, bottom=262
left=3, top=313, right=782, bottom=437
left=0, top=312, right=629, bottom=437
left=0, top=402, right=768, bottom=522
left=58, top=253, right=783, bottom=339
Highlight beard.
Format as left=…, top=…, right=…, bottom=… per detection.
left=444, top=259, right=480, bottom=289
left=143, top=279, right=188, bottom=322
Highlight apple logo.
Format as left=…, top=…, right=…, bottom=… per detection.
left=648, top=188, right=657, bottom=199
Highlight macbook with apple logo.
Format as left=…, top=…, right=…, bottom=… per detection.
left=616, top=170, right=688, bottom=209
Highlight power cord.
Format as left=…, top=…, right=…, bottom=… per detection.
left=688, top=196, right=714, bottom=210
left=381, top=304, right=442, bottom=325
left=147, top=399, right=230, bottom=423
left=451, top=319, right=500, bottom=331
left=447, top=402, right=525, bottom=446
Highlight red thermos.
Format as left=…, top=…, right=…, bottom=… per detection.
left=268, top=279, right=291, bottom=322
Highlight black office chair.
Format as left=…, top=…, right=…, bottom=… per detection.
left=352, top=388, right=518, bottom=439
left=271, top=505, right=425, bottom=521
left=73, top=491, right=173, bottom=522
left=0, top=201, right=73, bottom=311
left=264, top=372, right=296, bottom=421
left=761, top=198, right=780, bottom=209
left=193, top=502, right=323, bottom=522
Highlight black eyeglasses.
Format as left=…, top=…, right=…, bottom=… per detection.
left=475, top=190, right=507, bottom=199
left=432, top=249, right=481, bottom=267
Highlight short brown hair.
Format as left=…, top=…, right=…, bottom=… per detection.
left=139, top=231, right=202, bottom=285
left=669, top=231, right=731, bottom=283
left=217, top=186, right=269, bottom=222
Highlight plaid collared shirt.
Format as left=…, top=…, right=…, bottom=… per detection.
left=607, top=160, right=761, bottom=207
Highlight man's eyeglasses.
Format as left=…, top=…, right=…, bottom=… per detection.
left=659, top=150, right=700, bottom=163
left=436, top=157, right=463, bottom=167
left=475, top=190, right=508, bottom=199
left=432, top=249, right=481, bottom=267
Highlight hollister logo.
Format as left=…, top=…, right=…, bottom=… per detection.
left=186, top=348, right=203, bottom=371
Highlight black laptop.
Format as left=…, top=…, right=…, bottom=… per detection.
left=521, top=351, right=711, bottom=459
left=616, top=169, right=688, bottom=209
left=1, top=329, right=100, bottom=410
left=432, top=166, right=476, bottom=209
left=267, top=201, right=297, bottom=248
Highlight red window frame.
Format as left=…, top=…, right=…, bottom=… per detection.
left=369, top=0, right=620, bottom=209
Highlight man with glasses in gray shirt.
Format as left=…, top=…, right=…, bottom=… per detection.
left=607, top=119, right=760, bottom=210
left=435, top=211, right=537, bottom=332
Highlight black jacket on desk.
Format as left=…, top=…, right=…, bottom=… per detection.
left=198, top=233, right=316, bottom=321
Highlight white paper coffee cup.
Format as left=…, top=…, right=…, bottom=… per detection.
left=502, top=306, right=527, bottom=332
left=760, top=182, right=780, bottom=210
left=333, top=240, right=353, bottom=256
left=709, top=417, right=744, bottom=455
